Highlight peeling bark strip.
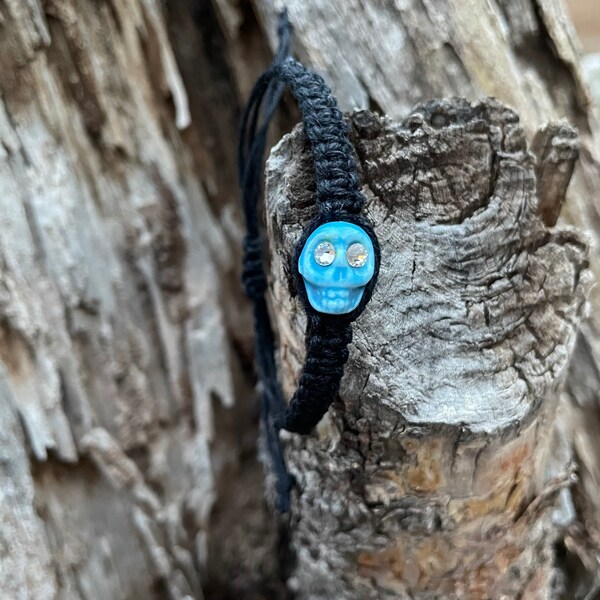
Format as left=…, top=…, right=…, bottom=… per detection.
left=265, top=99, right=590, bottom=599
left=0, top=1, right=247, bottom=597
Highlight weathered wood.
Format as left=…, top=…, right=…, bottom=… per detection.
left=531, top=121, right=579, bottom=227
left=235, top=0, right=600, bottom=596
left=265, top=100, right=589, bottom=598
left=1, top=0, right=599, bottom=598
left=0, top=1, right=248, bottom=598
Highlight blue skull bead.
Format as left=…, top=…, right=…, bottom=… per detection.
left=298, top=221, right=376, bottom=314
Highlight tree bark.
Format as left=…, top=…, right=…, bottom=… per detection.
left=0, top=2, right=258, bottom=598
left=0, top=0, right=599, bottom=599
left=238, top=1, right=600, bottom=596
left=265, top=99, right=589, bottom=599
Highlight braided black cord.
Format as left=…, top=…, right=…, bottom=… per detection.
left=268, top=61, right=380, bottom=433
left=238, top=11, right=294, bottom=512
left=274, top=60, right=365, bottom=216
left=238, top=11, right=380, bottom=509
left=281, top=317, right=352, bottom=434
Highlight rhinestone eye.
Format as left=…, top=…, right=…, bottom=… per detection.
left=346, top=242, right=368, bottom=268
left=314, top=241, right=336, bottom=266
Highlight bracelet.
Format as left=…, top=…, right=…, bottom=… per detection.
left=238, top=10, right=380, bottom=512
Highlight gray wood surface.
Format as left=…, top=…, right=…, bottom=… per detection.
left=265, top=100, right=589, bottom=599
left=0, top=2, right=229, bottom=598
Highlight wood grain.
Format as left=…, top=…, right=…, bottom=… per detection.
left=265, top=100, right=589, bottom=598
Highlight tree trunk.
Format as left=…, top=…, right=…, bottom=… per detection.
left=266, top=97, right=589, bottom=599
left=242, top=1, right=600, bottom=596
left=0, top=2, right=256, bottom=598
left=0, top=1, right=599, bottom=599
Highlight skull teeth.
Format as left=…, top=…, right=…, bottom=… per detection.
left=304, top=284, right=365, bottom=314
left=317, top=289, right=350, bottom=299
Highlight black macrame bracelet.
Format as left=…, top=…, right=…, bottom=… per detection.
left=238, top=10, right=380, bottom=512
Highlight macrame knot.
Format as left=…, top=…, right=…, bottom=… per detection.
left=242, top=236, right=268, bottom=299
left=304, top=324, right=353, bottom=387
left=319, top=191, right=364, bottom=216
left=281, top=319, right=353, bottom=434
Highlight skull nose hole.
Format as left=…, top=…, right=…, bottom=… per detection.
left=333, top=266, right=345, bottom=282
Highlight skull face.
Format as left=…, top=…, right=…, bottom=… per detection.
left=298, top=221, right=375, bottom=315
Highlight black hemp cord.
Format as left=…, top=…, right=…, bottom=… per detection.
left=238, top=10, right=380, bottom=512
